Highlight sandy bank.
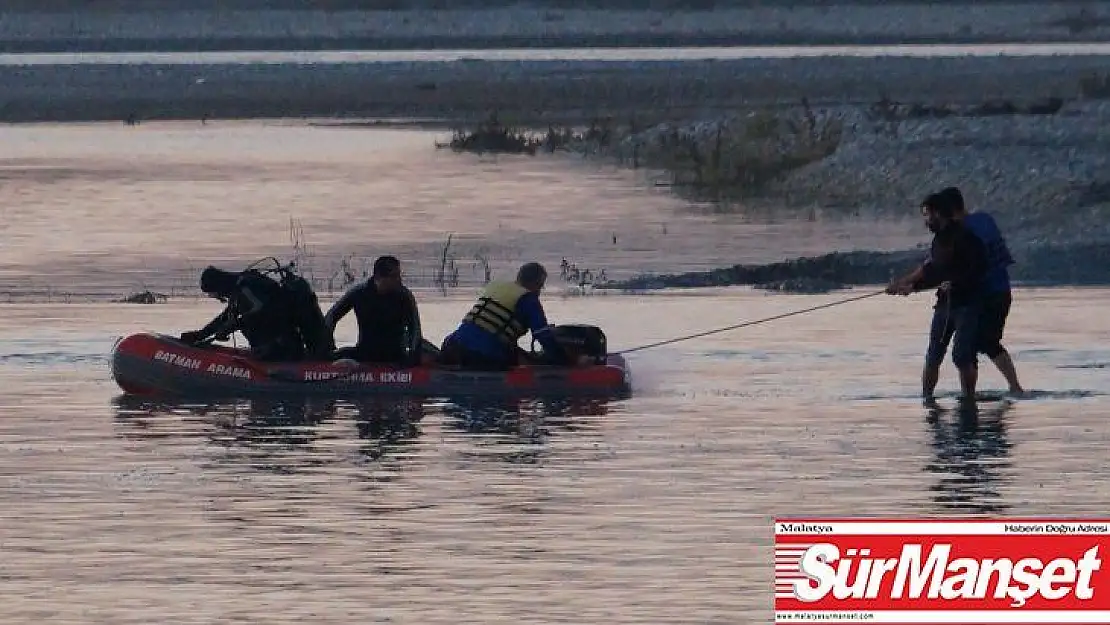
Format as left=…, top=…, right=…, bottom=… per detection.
left=0, top=3, right=1109, bottom=52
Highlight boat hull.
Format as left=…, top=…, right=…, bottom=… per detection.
left=110, top=333, right=632, bottom=399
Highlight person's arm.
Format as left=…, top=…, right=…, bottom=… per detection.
left=182, top=305, right=235, bottom=343
left=915, top=260, right=946, bottom=291
left=888, top=263, right=925, bottom=292
left=913, top=237, right=949, bottom=291
left=323, top=283, right=361, bottom=332
left=516, top=293, right=567, bottom=361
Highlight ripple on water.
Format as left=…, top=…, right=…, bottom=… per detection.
left=2, top=267, right=1110, bottom=620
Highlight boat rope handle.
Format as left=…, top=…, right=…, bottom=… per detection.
left=615, top=289, right=886, bottom=355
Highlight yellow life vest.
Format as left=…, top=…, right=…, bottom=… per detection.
left=463, top=281, right=529, bottom=345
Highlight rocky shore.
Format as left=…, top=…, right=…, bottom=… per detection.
left=601, top=242, right=1110, bottom=293
left=572, top=96, right=1110, bottom=291
left=1, top=2, right=1108, bottom=52
left=2, top=55, right=1109, bottom=125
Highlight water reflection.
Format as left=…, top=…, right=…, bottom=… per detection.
left=112, top=394, right=616, bottom=469
left=111, top=394, right=426, bottom=474
left=923, top=401, right=1015, bottom=515
left=439, top=396, right=612, bottom=465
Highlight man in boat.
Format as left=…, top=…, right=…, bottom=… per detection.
left=886, top=191, right=990, bottom=405
left=324, top=255, right=430, bottom=366
left=179, top=265, right=323, bottom=362
left=438, top=261, right=575, bottom=370
left=888, top=187, right=1026, bottom=397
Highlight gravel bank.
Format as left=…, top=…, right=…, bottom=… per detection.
left=0, top=3, right=1108, bottom=52
left=599, top=98, right=1110, bottom=290
left=1, top=55, right=1108, bottom=124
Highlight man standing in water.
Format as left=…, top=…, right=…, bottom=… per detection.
left=940, top=186, right=1025, bottom=396
left=887, top=192, right=990, bottom=405
left=889, top=187, right=1026, bottom=399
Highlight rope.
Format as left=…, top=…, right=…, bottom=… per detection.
left=615, top=288, right=887, bottom=355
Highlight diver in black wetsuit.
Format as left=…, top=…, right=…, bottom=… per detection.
left=180, top=265, right=329, bottom=362
left=324, top=256, right=427, bottom=366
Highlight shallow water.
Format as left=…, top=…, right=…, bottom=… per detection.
left=1, top=289, right=1109, bottom=623
left=1, top=122, right=1107, bottom=623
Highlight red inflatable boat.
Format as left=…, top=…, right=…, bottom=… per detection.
left=110, top=333, right=632, bottom=399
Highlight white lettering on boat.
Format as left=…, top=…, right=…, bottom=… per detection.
left=153, top=350, right=202, bottom=370
left=205, top=363, right=251, bottom=379
left=302, top=370, right=413, bottom=383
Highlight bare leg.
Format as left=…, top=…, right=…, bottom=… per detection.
left=958, top=364, right=978, bottom=404
left=991, top=350, right=1025, bottom=394
left=922, top=363, right=941, bottom=404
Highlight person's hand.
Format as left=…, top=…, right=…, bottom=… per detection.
left=333, top=358, right=360, bottom=369
left=886, top=282, right=913, bottom=296
left=179, top=331, right=204, bottom=345
left=575, top=354, right=594, bottom=367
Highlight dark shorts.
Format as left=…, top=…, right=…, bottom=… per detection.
left=977, top=290, right=1012, bottom=358
left=925, top=300, right=983, bottom=368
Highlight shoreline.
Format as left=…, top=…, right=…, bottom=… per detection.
left=4, top=39, right=1110, bottom=296
left=598, top=243, right=1110, bottom=293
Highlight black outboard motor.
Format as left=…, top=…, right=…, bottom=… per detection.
left=550, top=324, right=609, bottom=365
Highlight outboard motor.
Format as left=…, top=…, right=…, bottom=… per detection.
left=551, top=324, right=609, bottom=365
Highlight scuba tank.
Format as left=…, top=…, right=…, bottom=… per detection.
left=244, top=257, right=336, bottom=359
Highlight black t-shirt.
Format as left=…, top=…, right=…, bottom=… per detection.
left=325, top=280, right=421, bottom=359
left=916, top=224, right=989, bottom=307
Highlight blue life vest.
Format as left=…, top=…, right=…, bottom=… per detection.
left=963, top=212, right=1013, bottom=293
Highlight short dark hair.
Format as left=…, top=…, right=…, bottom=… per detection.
left=372, top=255, right=401, bottom=278
left=938, top=186, right=965, bottom=214
left=921, top=192, right=956, bottom=219
left=200, top=266, right=239, bottom=295
left=516, top=262, right=547, bottom=288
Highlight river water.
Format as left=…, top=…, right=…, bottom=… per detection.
left=1, top=122, right=1108, bottom=623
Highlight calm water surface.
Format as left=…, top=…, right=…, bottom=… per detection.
left=0, top=122, right=922, bottom=300
left=0, top=122, right=1107, bottom=623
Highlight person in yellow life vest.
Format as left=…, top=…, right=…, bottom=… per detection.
left=439, top=262, right=572, bottom=370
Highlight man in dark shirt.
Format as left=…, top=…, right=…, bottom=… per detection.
left=887, top=192, right=989, bottom=405
left=180, top=266, right=307, bottom=361
left=324, top=255, right=424, bottom=366
left=941, top=187, right=1025, bottom=396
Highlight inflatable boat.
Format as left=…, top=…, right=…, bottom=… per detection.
left=110, top=333, right=632, bottom=399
